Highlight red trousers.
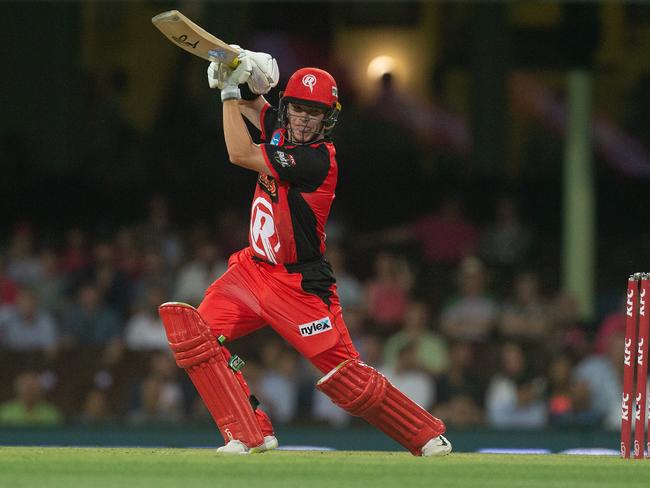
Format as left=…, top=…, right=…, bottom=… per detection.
left=197, top=248, right=360, bottom=434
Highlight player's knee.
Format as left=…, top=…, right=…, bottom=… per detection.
left=159, top=302, right=219, bottom=369
left=318, top=359, right=387, bottom=416
left=170, top=333, right=219, bottom=368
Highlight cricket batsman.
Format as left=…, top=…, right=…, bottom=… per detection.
left=158, top=47, right=452, bottom=456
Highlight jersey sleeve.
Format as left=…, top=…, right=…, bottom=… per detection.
left=261, top=144, right=331, bottom=191
left=260, top=103, right=278, bottom=142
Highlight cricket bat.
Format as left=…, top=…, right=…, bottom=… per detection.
left=151, top=10, right=240, bottom=68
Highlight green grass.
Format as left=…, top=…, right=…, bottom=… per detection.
left=1, top=447, right=649, bottom=488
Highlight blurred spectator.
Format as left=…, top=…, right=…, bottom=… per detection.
left=547, top=354, right=573, bottom=424
left=312, top=391, right=351, bottom=428
left=592, top=297, right=626, bottom=355
left=131, top=249, right=175, bottom=307
left=572, top=330, right=624, bottom=430
left=440, top=256, right=499, bottom=342
left=546, top=354, right=599, bottom=427
left=479, top=195, right=533, bottom=267
left=128, top=352, right=184, bottom=425
left=383, top=300, right=449, bottom=375
left=498, top=271, right=550, bottom=342
left=60, top=228, right=91, bottom=274
left=410, top=195, right=479, bottom=266
left=366, top=195, right=479, bottom=266
left=365, top=252, right=413, bottom=330
left=342, top=306, right=367, bottom=351
left=33, top=248, right=67, bottom=317
left=0, top=255, right=18, bottom=305
left=214, top=208, right=249, bottom=257
left=547, top=291, right=590, bottom=360
left=79, top=389, right=114, bottom=425
left=60, top=283, right=121, bottom=348
left=432, top=393, right=483, bottom=430
left=326, top=244, right=363, bottom=309
left=114, top=227, right=144, bottom=283
left=258, top=346, right=299, bottom=424
left=124, top=286, right=168, bottom=351
left=0, top=286, right=58, bottom=355
left=0, top=371, right=63, bottom=426
left=173, top=240, right=226, bottom=306
left=74, top=241, right=131, bottom=315
left=355, top=333, right=384, bottom=368
left=485, top=342, right=547, bottom=429
left=380, top=342, right=435, bottom=410
left=5, top=224, right=41, bottom=285
left=435, top=341, right=485, bottom=415
left=138, top=195, right=184, bottom=270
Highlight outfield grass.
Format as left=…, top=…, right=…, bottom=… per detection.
left=1, top=447, right=649, bottom=488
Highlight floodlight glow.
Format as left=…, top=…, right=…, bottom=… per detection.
left=367, top=55, right=396, bottom=80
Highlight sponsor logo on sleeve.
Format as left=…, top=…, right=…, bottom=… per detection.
left=273, top=150, right=296, bottom=168
left=299, top=317, right=332, bottom=337
left=270, top=130, right=283, bottom=146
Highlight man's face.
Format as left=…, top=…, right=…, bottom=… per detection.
left=287, top=103, right=326, bottom=143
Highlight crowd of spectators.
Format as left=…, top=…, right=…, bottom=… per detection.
left=0, top=194, right=627, bottom=432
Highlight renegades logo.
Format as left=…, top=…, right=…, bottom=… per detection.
left=250, top=197, right=280, bottom=263
left=273, top=151, right=296, bottom=168
left=299, top=317, right=332, bottom=337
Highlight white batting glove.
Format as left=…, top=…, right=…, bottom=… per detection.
left=207, top=45, right=245, bottom=91
left=246, top=52, right=279, bottom=94
left=207, top=61, right=232, bottom=90
left=220, top=55, right=252, bottom=102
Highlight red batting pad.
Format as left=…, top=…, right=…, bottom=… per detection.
left=159, top=302, right=264, bottom=449
left=316, top=359, right=445, bottom=456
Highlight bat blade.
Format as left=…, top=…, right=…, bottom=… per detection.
left=151, top=10, right=240, bottom=68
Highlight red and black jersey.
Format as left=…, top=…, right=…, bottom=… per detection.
left=247, top=102, right=337, bottom=265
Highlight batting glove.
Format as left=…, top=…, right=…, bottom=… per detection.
left=207, top=61, right=232, bottom=90
left=247, top=52, right=279, bottom=94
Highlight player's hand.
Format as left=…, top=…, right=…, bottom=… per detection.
left=246, top=52, right=279, bottom=94
left=220, top=51, right=253, bottom=102
left=207, top=61, right=232, bottom=90
left=207, top=45, right=249, bottom=91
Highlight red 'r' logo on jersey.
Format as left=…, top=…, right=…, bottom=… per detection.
left=250, top=197, right=280, bottom=263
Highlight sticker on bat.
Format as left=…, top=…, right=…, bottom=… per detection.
left=208, top=49, right=229, bottom=61
left=171, top=34, right=199, bottom=48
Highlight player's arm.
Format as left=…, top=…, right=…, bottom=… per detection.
left=238, top=96, right=268, bottom=130
left=222, top=99, right=271, bottom=175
